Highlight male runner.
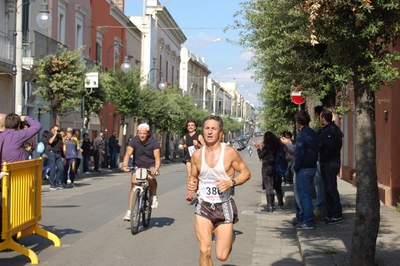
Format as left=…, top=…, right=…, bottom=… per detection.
left=188, top=115, right=251, bottom=265
left=180, top=119, right=204, bottom=201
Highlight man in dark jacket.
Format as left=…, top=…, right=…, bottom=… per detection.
left=108, top=131, right=118, bottom=169
left=319, top=110, right=344, bottom=224
left=292, top=110, right=319, bottom=230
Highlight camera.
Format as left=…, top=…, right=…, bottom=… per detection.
left=20, top=121, right=29, bottom=129
left=57, top=130, right=61, bottom=133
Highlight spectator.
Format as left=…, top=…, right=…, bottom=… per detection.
left=40, top=130, right=50, bottom=180
left=0, top=114, right=42, bottom=164
left=47, top=125, right=65, bottom=190
left=313, top=105, right=325, bottom=220
left=72, top=129, right=82, bottom=175
left=114, top=138, right=121, bottom=169
left=282, top=131, right=294, bottom=185
left=108, top=131, right=118, bottom=169
left=291, top=110, right=319, bottom=230
left=93, top=132, right=104, bottom=172
left=81, top=133, right=93, bottom=174
left=62, top=128, right=78, bottom=187
left=252, top=131, right=282, bottom=212
left=24, top=141, right=34, bottom=160
left=319, top=110, right=344, bottom=224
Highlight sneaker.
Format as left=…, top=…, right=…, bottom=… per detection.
left=50, top=187, right=57, bottom=191
left=291, top=217, right=302, bottom=226
left=295, top=223, right=314, bottom=230
left=85, top=172, right=91, bottom=174
left=325, top=217, right=344, bottom=225
left=321, top=217, right=329, bottom=222
left=57, top=185, right=64, bottom=190
left=151, top=196, right=159, bottom=209
left=123, top=210, right=131, bottom=221
left=67, top=179, right=71, bottom=184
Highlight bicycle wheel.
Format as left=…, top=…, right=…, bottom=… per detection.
left=142, top=186, right=152, bottom=228
left=130, top=189, right=141, bottom=235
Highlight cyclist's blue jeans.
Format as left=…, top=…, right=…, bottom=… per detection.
left=296, top=168, right=316, bottom=225
left=314, top=161, right=324, bottom=211
left=320, top=162, right=342, bottom=218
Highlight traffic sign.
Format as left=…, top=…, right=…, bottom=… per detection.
left=290, top=90, right=306, bottom=105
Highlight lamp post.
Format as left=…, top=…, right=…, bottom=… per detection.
left=191, top=37, right=221, bottom=52
left=147, top=68, right=166, bottom=90
left=210, top=67, right=233, bottom=115
left=13, top=1, right=52, bottom=114
left=103, top=43, right=131, bottom=168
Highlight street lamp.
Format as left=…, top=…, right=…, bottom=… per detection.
left=13, top=0, right=52, bottom=114
left=148, top=68, right=166, bottom=91
left=103, top=43, right=131, bottom=168
left=192, top=37, right=222, bottom=51
left=106, top=43, right=131, bottom=73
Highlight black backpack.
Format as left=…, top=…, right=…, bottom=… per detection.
left=275, top=146, right=288, bottom=176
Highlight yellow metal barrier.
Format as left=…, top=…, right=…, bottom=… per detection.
left=0, top=158, right=61, bottom=264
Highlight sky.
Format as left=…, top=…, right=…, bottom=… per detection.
left=124, top=0, right=262, bottom=108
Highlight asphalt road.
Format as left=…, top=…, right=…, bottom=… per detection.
left=0, top=140, right=264, bottom=266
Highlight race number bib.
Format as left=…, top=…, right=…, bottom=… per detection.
left=203, top=175, right=229, bottom=203
left=187, top=145, right=198, bottom=157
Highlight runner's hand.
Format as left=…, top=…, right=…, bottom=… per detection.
left=216, top=178, right=231, bottom=193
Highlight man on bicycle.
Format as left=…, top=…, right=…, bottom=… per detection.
left=188, top=115, right=251, bottom=265
left=122, top=123, right=161, bottom=221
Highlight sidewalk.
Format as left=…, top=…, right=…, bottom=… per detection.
left=283, top=178, right=400, bottom=266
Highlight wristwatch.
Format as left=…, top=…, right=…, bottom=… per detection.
left=232, top=179, right=236, bottom=187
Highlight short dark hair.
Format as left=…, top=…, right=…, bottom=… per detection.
left=5, top=113, right=21, bottom=130
left=282, top=131, right=292, bottom=139
left=203, top=115, right=223, bottom=130
left=320, top=110, right=333, bottom=123
left=295, top=110, right=311, bottom=126
left=314, top=106, right=323, bottom=116
left=24, top=141, right=32, bottom=148
left=186, top=119, right=198, bottom=128
left=83, top=133, right=89, bottom=138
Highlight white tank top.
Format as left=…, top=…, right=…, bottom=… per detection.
left=198, top=143, right=234, bottom=203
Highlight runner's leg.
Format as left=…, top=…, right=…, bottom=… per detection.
left=214, top=223, right=234, bottom=261
left=194, top=214, right=214, bottom=266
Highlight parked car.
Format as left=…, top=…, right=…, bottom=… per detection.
left=230, top=138, right=246, bottom=151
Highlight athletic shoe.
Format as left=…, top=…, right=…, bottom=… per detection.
left=295, top=223, right=314, bottom=230
left=85, top=172, right=91, bottom=174
left=321, top=217, right=329, bottom=222
left=292, top=217, right=302, bottom=226
left=57, top=185, right=64, bottom=190
left=151, top=196, right=159, bottom=209
left=50, top=187, right=57, bottom=191
left=67, top=179, right=71, bottom=184
left=325, top=217, right=344, bottom=225
left=123, top=210, right=131, bottom=221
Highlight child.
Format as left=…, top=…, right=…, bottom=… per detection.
left=24, top=141, right=34, bottom=160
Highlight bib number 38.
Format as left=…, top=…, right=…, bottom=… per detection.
left=206, top=186, right=223, bottom=196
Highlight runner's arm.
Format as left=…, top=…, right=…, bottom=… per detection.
left=188, top=150, right=200, bottom=192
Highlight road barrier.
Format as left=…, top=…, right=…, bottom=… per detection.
left=0, top=158, right=61, bottom=264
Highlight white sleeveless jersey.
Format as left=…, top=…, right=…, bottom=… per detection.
left=198, top=143, right=234, bottom=203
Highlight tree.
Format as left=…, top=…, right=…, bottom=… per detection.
left=33, top=46, right=87, bottom=125
left=230, top=0, right=342, bottom=134
left=303, top=1, right=400, bottom=264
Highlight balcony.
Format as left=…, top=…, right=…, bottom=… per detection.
left=0, top=30, right=14, bottom=66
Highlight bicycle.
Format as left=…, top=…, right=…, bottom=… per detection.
left=128, top=168, right=153, bottom=235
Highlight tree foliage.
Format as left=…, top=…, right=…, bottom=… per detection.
left=234, top=0, right=400, bottom=264
left=33, top=46, right=87, bottom=124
